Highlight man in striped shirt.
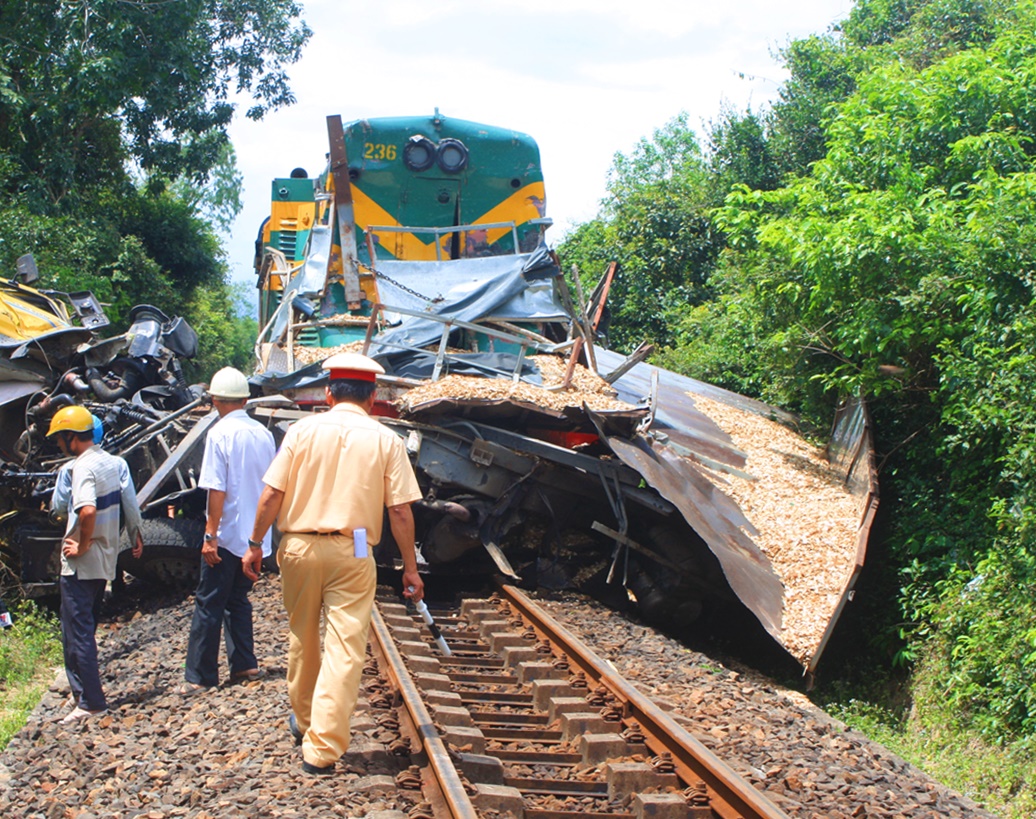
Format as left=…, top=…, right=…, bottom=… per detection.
left=47, top=405, right=143, bottom=724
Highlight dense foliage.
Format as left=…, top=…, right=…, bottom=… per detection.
left=561, top=115, right=725, bottom=351
left=0, top=0, right=309, bottom=375
left=559, top=0, right=1036, bottom=767
left=1, top=0, right=310, bottom=208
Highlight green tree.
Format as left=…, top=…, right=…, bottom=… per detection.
left=186, top=282, right=258, bottom=381
left=767, top=33, right=859, bottom=177
left=0, top=0, right=303, bottom=354
left=169, top=143, right=244, bottom=235
left=706, top=107, right=781, bottom=194
left=560, top=115, right=723, bottom=352
left=841, top=0, right=920, bottom=47
left=0, top=0, right=310, bottom=209
left=844, top=0, right=1005, bottom=65
left=700, top=0, right=1036, bottom=740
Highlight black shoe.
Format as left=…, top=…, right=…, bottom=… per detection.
left=289, top=713, right=303, bottom=745
left=302, top=760, right=334, bottom=776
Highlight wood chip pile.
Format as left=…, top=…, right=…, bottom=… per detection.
left=319, top=312, right=374, bottom=326
left=688, top=394, right=863, bottom=666
left=290, top=341, right=366, bottom=366
left=397, top=355, right=637, bottom=414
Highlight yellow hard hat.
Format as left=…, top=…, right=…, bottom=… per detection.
left=46, top=405, right=95, bottom=437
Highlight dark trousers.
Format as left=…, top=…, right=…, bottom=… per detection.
left=185, top=547, right=257, bottom=687
left=60, top=574, right=107, bottom=712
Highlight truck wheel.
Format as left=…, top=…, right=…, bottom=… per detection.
left=626, top=523, right=708, bottom=626
left=118, top=518, right=203, bottom=589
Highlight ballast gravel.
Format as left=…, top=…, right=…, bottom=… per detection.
left=0, top=578, right=1000, bottom=819
left=0, top=577, right=422, bottom=819
left=533, top=591, right=999, bottom=819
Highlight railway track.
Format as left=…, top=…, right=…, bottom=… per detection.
left=0, top=575, right=996, bottom=818
left=369, top=585, right=791, bottom=819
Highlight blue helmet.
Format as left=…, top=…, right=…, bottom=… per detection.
left=91, top=414, right=103, bottom=445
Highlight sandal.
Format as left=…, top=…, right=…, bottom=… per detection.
left=230, top=668, right=266, bottom=683
left=61, top=707, right=107, bottom=724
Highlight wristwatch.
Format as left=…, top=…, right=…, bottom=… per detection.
left=247, top=538, right=263, bottom=549
left=203, top=533, right=216, bottom=542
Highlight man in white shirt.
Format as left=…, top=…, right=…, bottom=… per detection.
left=183, top=368, right=276, bottom=693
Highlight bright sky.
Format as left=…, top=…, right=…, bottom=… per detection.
left=225, top=0, right=852, bottom=288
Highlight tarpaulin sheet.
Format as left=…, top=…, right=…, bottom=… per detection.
left=368, top=250, right=567, bottom=355
left=250, top=360, right=326, bottom=391
left=383, top=351, right=541, bottom=382
left=267, top=224, right=333, bottom=343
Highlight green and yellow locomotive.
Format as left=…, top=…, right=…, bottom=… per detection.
left=254, top=110, right=554, bottom=361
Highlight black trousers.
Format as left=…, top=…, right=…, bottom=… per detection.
left=60, top=574, right=107, bottom=712
left=185, top=547, right=257, bottom=687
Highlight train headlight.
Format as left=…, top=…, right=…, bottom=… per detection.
left=404, top=136, right=437, bottom=172
left=436, top=138, right=469, bottom=173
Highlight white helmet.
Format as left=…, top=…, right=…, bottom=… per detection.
left=208, top=367, right=250, bottom=399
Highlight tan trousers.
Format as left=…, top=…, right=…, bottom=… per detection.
left=279, top=532, right=376, bottom=767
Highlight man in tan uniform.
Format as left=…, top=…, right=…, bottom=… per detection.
left=246, top=353, right=424, bottom=775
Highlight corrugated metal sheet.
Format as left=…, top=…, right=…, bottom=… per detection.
left=594, top=350, right=878, bottom=672
left=590, top=417, right=785, bottom=641
left=808, top=398, right=877, bottom=676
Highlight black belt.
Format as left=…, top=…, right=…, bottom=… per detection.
left=289, top=530, right=349, bottom=537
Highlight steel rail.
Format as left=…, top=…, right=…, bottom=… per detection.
left=499, top=584, right=791, bottom=819
left=369, top=604, right=479, bottom=819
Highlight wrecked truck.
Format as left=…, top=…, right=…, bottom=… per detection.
left=252, top=111, right=877, bottom=675
left=0, top=254, right=214, bottom=594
